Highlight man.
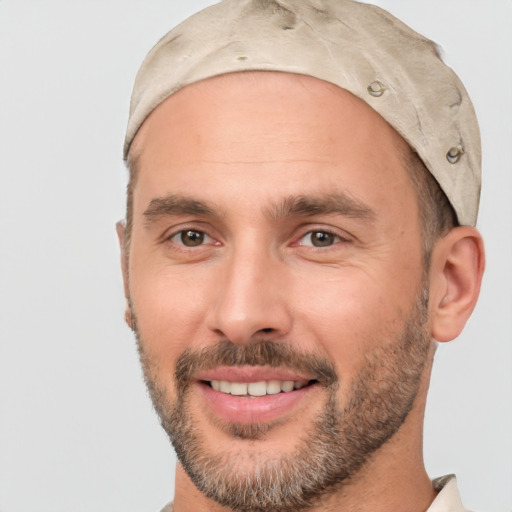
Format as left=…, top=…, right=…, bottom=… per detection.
left=117, top=1, right=485, bottom=510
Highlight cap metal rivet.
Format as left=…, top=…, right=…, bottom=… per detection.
left=446, top=146, right=464, bottom=164
left=367, top=80, right=385, bottom=97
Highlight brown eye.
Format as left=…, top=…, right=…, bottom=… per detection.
left=300, top=231, right=340, bottom=247
left=176, top=230, right=206, bottom=246
left=311, top=232, right=336, bottom=247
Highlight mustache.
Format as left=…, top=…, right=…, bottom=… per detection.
left=174, top=339, right=338, bottom=389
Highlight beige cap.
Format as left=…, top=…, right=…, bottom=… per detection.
left=124, top=0, right=481, bottom=226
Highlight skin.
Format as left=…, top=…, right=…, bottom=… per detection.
left=118, top=72, right=484, bottom=512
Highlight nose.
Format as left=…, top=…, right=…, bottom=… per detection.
left=206, top=245, right=292, bottom=344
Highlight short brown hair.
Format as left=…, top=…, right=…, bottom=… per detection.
left=403, top=147, right=457, bottom=266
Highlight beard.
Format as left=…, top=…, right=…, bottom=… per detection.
left=131, top=285, right=431, bottom=512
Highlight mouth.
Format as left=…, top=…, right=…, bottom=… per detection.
left=195, top=366, right=320, bottom=425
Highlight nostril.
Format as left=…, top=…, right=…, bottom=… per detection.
left=259, top=328, right=274, bottom=334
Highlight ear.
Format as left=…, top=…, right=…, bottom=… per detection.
left=429, top=226, right=485, bottom=342
left=116, top=221, right=133, bottom=330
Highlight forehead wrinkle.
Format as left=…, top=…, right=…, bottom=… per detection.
left=266, top=193, right=377, bottom=222
left=143, top=194, right=221, bottom=227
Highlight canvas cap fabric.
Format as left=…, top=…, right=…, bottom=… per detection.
left=124, top=0, right=481, bottom=226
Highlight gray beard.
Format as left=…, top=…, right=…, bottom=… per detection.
left=132, top=286, right=430, bottom=512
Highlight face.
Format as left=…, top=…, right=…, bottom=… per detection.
left=123, top=72, right=432, bottom=511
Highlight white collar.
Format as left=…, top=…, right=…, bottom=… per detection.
left=428, top=475, right=470, bottom=512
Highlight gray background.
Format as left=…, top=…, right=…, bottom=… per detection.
left=0, top=1, right=510, bottom=511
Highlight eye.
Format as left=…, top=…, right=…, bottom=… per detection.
left=170, top=229, right=213, bottom=247
left=299, top=230, right=341, bottom=247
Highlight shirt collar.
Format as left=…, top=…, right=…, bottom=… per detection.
left=428, top=475, right=469, bottom=512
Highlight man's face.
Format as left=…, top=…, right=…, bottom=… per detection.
left=124, top=72, right=433, bottom=510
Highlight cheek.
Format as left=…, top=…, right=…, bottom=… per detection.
left=129, top=262, right=213, bottom=367
left=290, top=265, right=416, bottom=380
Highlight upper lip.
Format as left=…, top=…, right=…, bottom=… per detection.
left=195, top=365, right=314, bottom=383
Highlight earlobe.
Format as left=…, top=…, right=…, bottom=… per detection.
left=429, top=226, right=485, bottom=343
left=124, top=307, right=134, bottom=331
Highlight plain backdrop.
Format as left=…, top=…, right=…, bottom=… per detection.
left=0, top=1, right=511, bottom=511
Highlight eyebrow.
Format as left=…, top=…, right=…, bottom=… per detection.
left=142, top=191, right=376, bottom=227
left=143, top=195, right=218, bottom=226
left=266, top=193, right=376, bottom=222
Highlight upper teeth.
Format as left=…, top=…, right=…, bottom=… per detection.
left=210, top=380, right=307, bottom=396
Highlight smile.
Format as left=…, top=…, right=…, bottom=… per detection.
left=195, top=366, right=320, bottom=424
left=208, top=379, right=311, bottom=397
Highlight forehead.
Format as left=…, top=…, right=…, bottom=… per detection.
left=129, top=72, right=414, bottom=214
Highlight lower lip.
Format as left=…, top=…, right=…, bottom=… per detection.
left=198, top=382, right=316, bottom=424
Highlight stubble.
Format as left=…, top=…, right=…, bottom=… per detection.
left=132, top=285, right=431, bottom=511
